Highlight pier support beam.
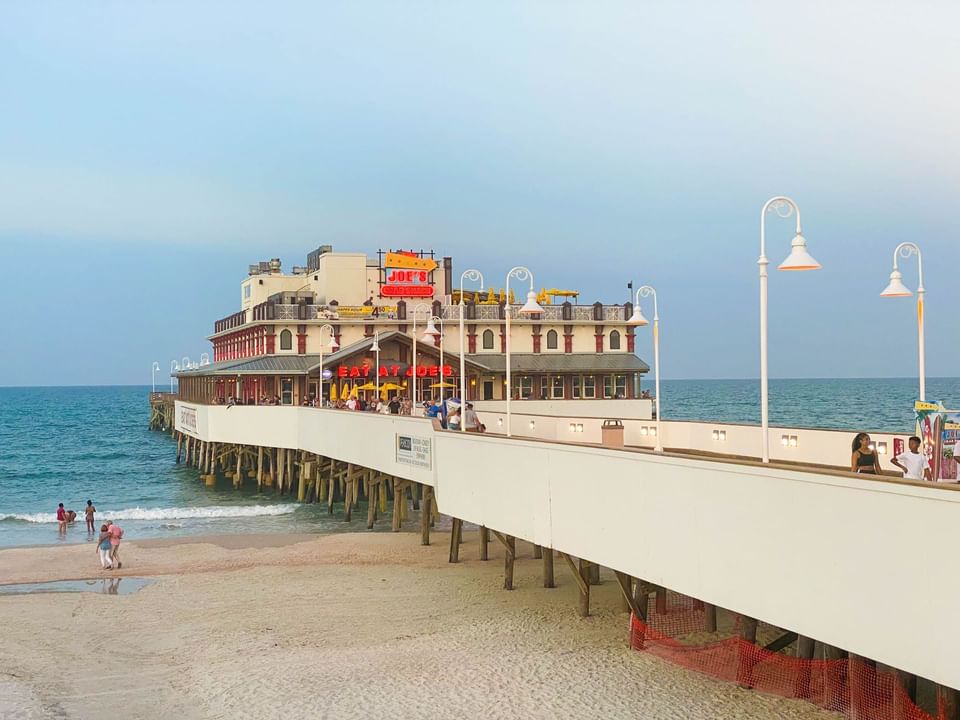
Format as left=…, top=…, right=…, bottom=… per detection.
left=559, top=553, right=589, bottom=617
left=736, top=615, right=759, bottom=688
left=420, top=486, right=432, bottom=545
left=542, top=547, right=555, bottom=588
left=448, top=518, right=463, bottom=563
left=491, top=532, right=515, bottom=590
left=479, top=526, right=489, bottom=560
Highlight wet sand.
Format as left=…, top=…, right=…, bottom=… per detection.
left=0, top=532, right=840, bottom=720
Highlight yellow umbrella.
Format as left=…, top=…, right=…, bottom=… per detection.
left=355, top=382, right=378, bottom=391
left=329, top=383, right=338, bottom=402
left=430, top=381, right=457, bottom=388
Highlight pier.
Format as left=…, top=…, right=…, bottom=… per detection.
left=164, top=399, right=960, bottom=719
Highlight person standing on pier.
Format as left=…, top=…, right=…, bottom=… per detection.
left=84, top=500, right=96, bottom=532
left=851, top=433, right=882, bottom=475
left=891, top=436, right=931, bottom=481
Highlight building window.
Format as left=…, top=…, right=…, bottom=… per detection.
left=551, top=375, right=564, bottom=399
left=514, top=376, right=532, bottom=399
left=280, top=377, right=293, bottom=405
left=615, top=374, right=627, bottom=397
left=609, top=330, right=621, bottom=350
left=584, top=376, right=596, bottom=398
left=482, top=329, right=494, bottom=349
left=603, top=375, right=614, bottom=398
left=279, top=329, right=293, bottom=350
left=546, top=329, right=558, bottom=349
left=244, top=284, right=251, bottom=299
left=572, top=376, right=581, bottom=399
left=540, top=375, right=549, bottom=399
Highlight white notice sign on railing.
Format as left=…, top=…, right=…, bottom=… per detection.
left=179, top=405, right=198, bottom=434
left=396, top=433, right=432, bottom=470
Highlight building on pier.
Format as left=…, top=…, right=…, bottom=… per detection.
left=177, top=246, right=650, bottom=406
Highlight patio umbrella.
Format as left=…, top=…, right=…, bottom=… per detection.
left=355, top=382, right=378, bottom=391
left=328, top=383, right=338, bottom=402
left=430, top=381, right=457, bottom=388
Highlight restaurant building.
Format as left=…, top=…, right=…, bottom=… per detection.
left=177, top=246, right=649, bottom=406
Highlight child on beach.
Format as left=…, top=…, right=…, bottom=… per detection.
left=891, top=436, right=931, bottom=481
left=85, top=500, right=96, bottom=532
left=96, top=524, right=113, bottom=569
left=56, top=503, right=67, bottom=535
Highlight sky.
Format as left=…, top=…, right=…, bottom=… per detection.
left=0, top=1, right=958, bottom=386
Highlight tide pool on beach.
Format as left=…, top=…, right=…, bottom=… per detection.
left=1, top=380, right=958, bottom=548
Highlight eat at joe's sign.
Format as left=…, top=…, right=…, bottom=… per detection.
left=337, top=364, right=453, bottom=378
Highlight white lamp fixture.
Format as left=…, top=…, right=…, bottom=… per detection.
left=370, top=332, right=381, bottom=396
left=169, top=360, right=179, bottom=393
left=630, top=285, right=661, bottom=452
left=758, top=196, right=820, bottom=463
left=505, top=266, right=541, bottom=437
left=880, top=242, right=926, bottom=401
left=410, top=303, right=433, bottom=408
left=458, top=269, right=485, bottom=432
left=151, top=361, right=160, bottom=394
left=317, top=324, right=338, bottom=405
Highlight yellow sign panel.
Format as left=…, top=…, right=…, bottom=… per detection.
left=385, top=253, right=438, bottom=272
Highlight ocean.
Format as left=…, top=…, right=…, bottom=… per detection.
left=1, top=379, right=958, bottom=548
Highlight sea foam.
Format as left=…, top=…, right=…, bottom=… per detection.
left=0, top=504, right=299, bottom=524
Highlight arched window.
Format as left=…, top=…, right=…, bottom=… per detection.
left=482, top=329, right=494, bottom=349
left=546, top=329, right=558, bottom=349
left=609, top=330, right=621, bottom=350
left=279, top=329, right=293, bottom=351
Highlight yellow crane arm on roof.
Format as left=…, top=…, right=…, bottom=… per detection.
left=546, top=288, right=580, bottom=299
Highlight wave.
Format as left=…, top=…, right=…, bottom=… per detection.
left=0, top=504, right=300, bottom=524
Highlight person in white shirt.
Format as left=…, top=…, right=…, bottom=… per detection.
left=891, top=436, right=931, bottom=481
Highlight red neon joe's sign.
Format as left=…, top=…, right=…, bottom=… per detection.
left=337, top=364, right=452, bottom=378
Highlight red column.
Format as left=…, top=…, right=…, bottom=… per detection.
left=297, top=333, right=307, bottom=353
left=266, top=333, right=276, bottom=354
left=627, top=332, right=636, bottom=353
left=595, top=333, right=604, bottom=353
left=500, top=332, right=506, bottom=353
left=467, top=333, right=477, bottom=353
left=563, top=331, right=573, bottom=353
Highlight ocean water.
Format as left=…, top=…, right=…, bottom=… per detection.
left=1, top=380, right=958, bottom=548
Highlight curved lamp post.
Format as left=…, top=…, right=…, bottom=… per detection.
left=169, top=360, right=179, bottom=393
left=317, top=324, right=339, bottom=405
left=151, top=361, right=160, bottom=394
left=880, top=242, right=926, bottom=401
left=459, top=269, right=485, bottom=431
left=628, top=286, right=661, bottom=452
left=411, top=303, right=443, bottom=412
left=370, top=331, right=381, bottom=397
left=758, top=196, right=821, bottom=463
left=505, top=266, right=544, bottom=437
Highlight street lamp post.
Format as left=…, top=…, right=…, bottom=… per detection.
left=410, top=303, right=434, bottom=409
left=169, top=360, right=179, bottom=394
left=370, top=331, right=381, bottom=398
left=628, top=286, right=661, bottom=452
left=880, top=242, right=926, bottom=401
left=317, top=324, right=339, bottom=406
left=151, top=361, right=160, bottom=394
left=505, top=266, right=544, bottom=438
left=758, top=196, right=821, bottom=463
left=459, top=269, right=485, bottom=431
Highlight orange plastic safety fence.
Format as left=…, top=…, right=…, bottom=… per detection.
left=629, top=592, right=937, bottom=720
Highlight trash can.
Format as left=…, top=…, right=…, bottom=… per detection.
left=601, top=419, right=624, bottom=449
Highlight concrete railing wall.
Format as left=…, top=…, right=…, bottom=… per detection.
left=175, top=401, right=960, bottom=689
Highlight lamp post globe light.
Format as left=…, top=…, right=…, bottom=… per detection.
left=758, top=196, right=821, bottom=463
left=459, top=269, right=485, bottom=431
left=370, top=331, right=381, bottom=397
left=628, top=286, right=661, bottom=452
left=169, top=360, right=179, bottom=393
left=151, top=361, right=160, bottom=394
left=317, top=324, right=339, bottom=405
left=880, top=242, right=926, bottom=402
left=505, top=266, right=544, bottom=438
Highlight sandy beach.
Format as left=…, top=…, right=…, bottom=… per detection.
left=0, top=531, right=838, bottom=720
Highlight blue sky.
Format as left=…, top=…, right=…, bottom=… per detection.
left=1, top=1, right=957, bottom=386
